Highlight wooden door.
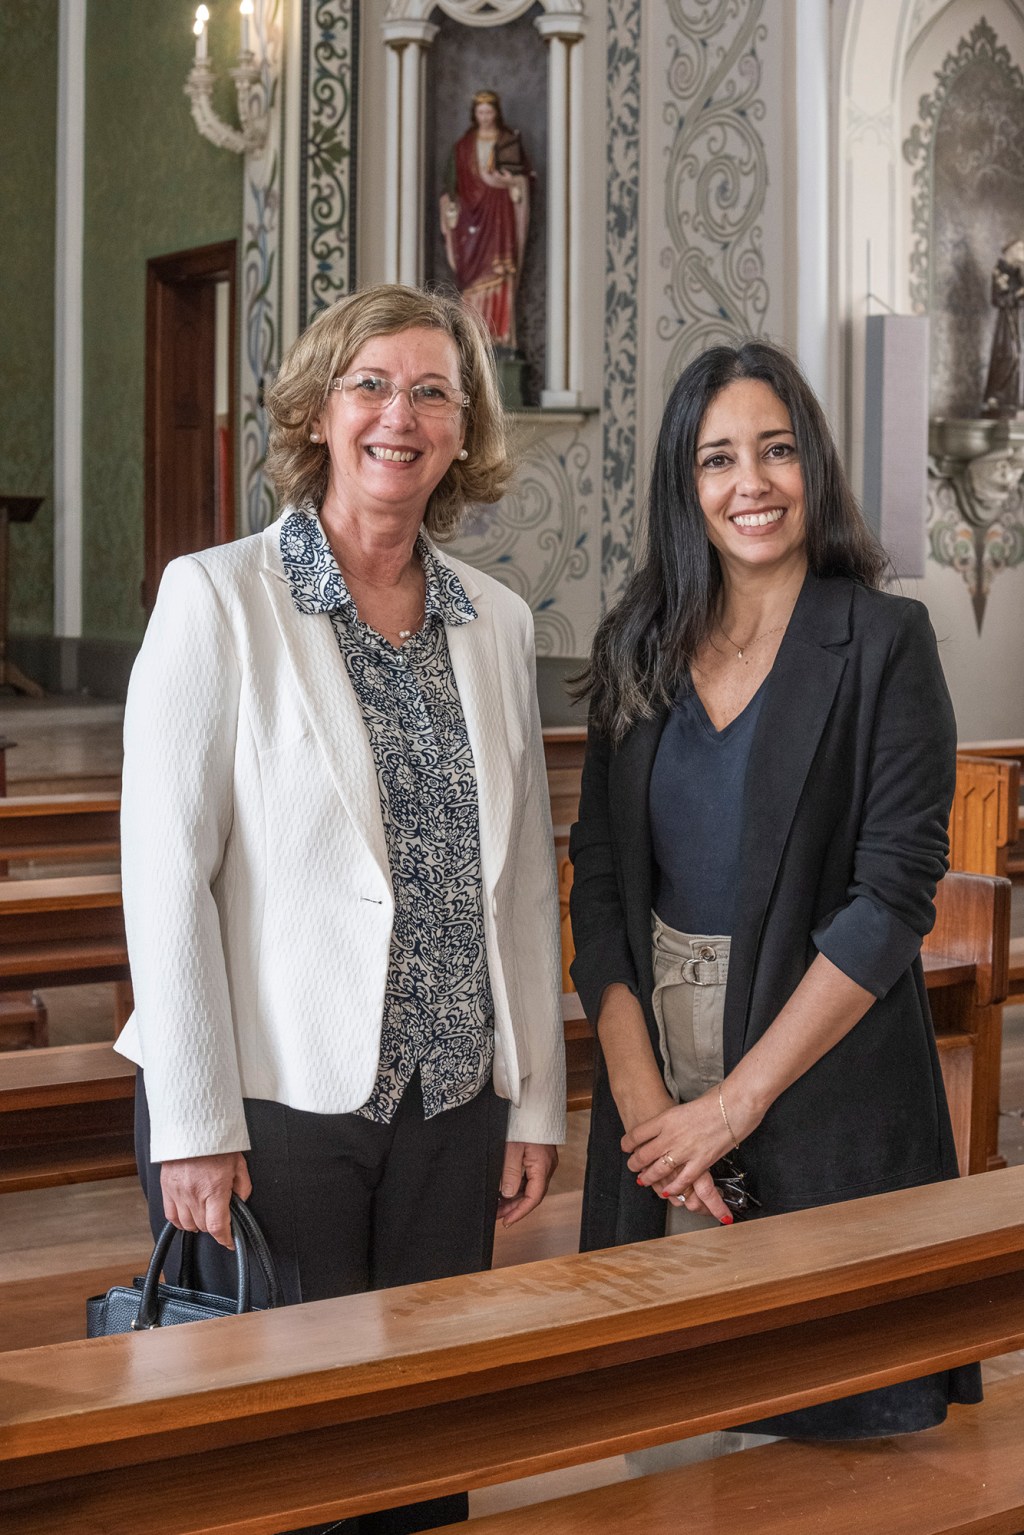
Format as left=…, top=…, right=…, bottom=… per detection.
left=143, top=242, right=236, bottom=613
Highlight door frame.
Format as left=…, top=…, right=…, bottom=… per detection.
left=143, top=240, right=237, bottom=613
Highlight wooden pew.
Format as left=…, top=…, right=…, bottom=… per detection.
left=958, top=739, right=1024, bottom=879
left=0, top=874, right=128, bottom=992
left=0, top=1042, right=135, bottom=1194
left=1, top=1168, right=1023, bottom=1532
left=0, top=792, right=121, bottom=870
left=438, top=1374, right=1024, bottom=1534
left=951, top=752, right=1023, bottom=1004
left=947, top=754, right=1022, bottom=1171
left=0, top=798, right=128, bottom=1050
left=1, top=863, right=1004, bottom=1198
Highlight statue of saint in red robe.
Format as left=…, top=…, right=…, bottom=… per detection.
left=440, top=91, right=531, bottom=349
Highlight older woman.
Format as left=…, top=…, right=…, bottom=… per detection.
left=570, top=340, right=980, bottom=1453
left=118, top=284, right=564, bottom=1534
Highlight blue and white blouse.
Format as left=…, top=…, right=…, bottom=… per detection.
left=279, top=508, right=494, bottom=1123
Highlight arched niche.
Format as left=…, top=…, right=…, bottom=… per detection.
left=380, top=0, right=587, bottom=406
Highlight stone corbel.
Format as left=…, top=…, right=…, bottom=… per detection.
left=928, top=417, right=1024, bottom=631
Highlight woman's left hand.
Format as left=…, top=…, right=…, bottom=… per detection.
left=622, top=1092, right=739, bottom=1224
left=497, top=1141, right=558, bottom=1227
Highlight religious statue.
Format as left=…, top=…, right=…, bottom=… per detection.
left=982, top=237, right=1024, bottom=419
left=440, top=90, right=532, bottom=350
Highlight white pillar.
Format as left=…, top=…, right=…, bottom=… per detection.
left=280, top=0, right=304, bottom=349
left=568, top=33, right=584, bottom=397
left=399, top=43, right=422, bottom=284
left=381, top=19, right=438, bottom=289
left=54, top=0, right=86, bottom=643
left=795, top=0, right=832, bottom=417
left=536, top=13, right=585, bottom=408
left=384, top=43, right=401, bottom=284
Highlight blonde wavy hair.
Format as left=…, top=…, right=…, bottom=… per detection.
left=265, top=285, right=512, bottom=540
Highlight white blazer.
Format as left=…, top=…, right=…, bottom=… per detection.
left=117, top=512, right=566, bottom=1162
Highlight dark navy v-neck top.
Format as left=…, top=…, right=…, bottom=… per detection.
left=649, top=680, right=766, bottom=934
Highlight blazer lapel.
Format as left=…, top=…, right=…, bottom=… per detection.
left=444, top=573, right=514, bottom=897
left=259, top=529, right=390, bottom=878
left=725, top=573, right=851, bottom=1062
left=610, top=705, right=668, bottom=1007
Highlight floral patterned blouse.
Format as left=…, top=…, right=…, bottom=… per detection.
left=279, top=508, right=494, bottom=1123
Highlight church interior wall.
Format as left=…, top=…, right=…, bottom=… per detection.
left=80, top=0, right=244, bottom=648
left=897, top=0, right=1024, bottom=739
left=2, top=0, right=1022, bottom=742
left=1, top=0, right=58, bottom=638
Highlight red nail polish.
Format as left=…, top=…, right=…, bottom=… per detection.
left=636, top=1176, right=644, bottom=1186
left=720, top=1213, right=734, bottom=1225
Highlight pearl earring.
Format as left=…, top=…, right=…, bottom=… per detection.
left=457, top=449, right=468, bottom=461
left=310, top=432, right=322, bottom=444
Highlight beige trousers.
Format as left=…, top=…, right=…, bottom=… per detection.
left=625, top=914, right=776, bottom=1475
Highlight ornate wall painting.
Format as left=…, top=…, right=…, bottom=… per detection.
left=300, top=0, right=360, bottom=328
left=457, top=423, right=593, bottom=656
left=600, top=0, right=641, bottom=614
left=658, top=0, right=769, bottom=391
left=903, top=16, right=1024, bottom=627
left=240, top=0, right=283, bottom=536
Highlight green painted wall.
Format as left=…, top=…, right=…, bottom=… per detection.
left=82, top=0, right=244, bottom=642
left=0, top=1, right=58, bottom=634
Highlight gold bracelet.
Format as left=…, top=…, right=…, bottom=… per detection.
left=718, top=1084, right=739, bottom=1149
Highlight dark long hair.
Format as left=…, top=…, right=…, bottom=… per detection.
left=576, top=341, right=888, bottom=742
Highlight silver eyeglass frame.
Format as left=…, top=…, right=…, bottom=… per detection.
left=329, top=374, right=470, bottom=417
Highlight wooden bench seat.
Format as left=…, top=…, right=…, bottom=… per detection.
left=438, top=1373, right=1024, bottom=1535
left=957, top=741, right=1024, bottom=878
left=1, top=1168, right=1023, bottom=1532
left=0, top=799, right=124, bottom=1049
left=0, top=1042, right=136, bottom=1193
left=0, top=874, right=128, bottom=991
left=0, top=793, right=121, bottom=868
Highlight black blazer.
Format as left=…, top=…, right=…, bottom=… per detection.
left=571, top=572, right=963, bottom=1246
left=570, top=572, right=981, bottom=1435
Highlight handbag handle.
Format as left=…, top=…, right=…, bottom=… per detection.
left=133, top=1194, right=283, bottom=1328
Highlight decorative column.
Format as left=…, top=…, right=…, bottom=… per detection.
left=239, top=0, right=283, bottom=535
left=535, top=11, right=585, bottom=406
left=381, top=19, right=439, bottom=286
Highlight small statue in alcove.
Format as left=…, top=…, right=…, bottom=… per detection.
left=982, top=237, right=1024, bottom=419
left=439, top=90, right=532, bottom=352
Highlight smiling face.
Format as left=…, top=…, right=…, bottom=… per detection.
left=695, top=377, right=808, bottom=584
left=314, top=326, right=466, bottom=533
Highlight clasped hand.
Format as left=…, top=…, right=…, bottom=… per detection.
left=622, top=1089, right=736, bottom=1224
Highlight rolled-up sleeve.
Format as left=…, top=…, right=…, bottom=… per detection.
left=813, top=601, right=956, bottom=998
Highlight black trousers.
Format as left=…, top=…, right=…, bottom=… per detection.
left=136, top=1069, right=509, bottom=1534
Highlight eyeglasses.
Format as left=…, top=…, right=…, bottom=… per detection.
left=330, top=373, right=469, bottom=418
left=711, top=1155, right=761, bottom=1219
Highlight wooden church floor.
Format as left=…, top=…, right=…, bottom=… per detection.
left=2, top=694, right=1023, bottom=1515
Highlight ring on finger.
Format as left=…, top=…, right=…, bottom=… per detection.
left=660, top=1153, right=676, bottom=1169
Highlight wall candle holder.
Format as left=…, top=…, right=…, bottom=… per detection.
left=185, top=2, right=269, bottom=156
left=928, top=417, right=1024, bottom=632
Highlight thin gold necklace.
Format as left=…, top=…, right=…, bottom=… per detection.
left=716, top=619, right=787, bottom=662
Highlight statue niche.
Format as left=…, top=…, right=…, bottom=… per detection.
left=982, top=237, right=1024, bottom=419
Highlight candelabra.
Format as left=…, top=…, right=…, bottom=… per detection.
left=184, top=2, right=269, bottom=157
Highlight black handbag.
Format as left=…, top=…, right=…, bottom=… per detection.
left=86, top=1194, right=283, bottom=1335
